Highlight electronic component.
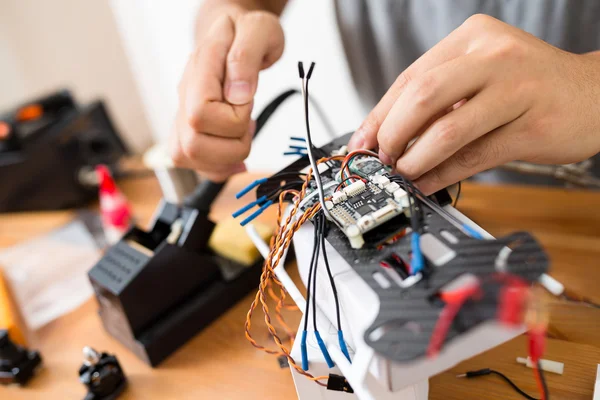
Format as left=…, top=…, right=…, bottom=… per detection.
left=332, top=191, right=347, bottom=204
left=0, top=330, right=42, bottom=386
left=79, top=347, right=127, bottom=400
left=326, top=374, right=354, bottom=393
left=0, top=91, right=128, bottom=213
left=385, top=182, right=400, bottom=194
left=327, top=158, right=407, bottom=248
left=393, top=188, right=409, bottom=206
left=373, top=175, right=390, bottom=189
left=343, top=180, right=366, bottom=197
left=349, top=156, right=388, bottom=176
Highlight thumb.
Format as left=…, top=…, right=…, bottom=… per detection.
left=225, top=12, right=284, bottom=105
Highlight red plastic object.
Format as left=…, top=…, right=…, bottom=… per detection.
left=497, top=284, right=528, bottom=327
left=96, top=165, right=132, bottom=231
left=528, top=327, right=546, bottom=363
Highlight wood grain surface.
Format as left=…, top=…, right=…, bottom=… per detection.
left=1, top=173, right=598, bottom=400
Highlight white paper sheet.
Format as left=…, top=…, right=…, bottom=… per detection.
left=0, top=219, right=100, bottom=329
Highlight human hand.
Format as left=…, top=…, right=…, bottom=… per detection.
left=170, top=7, right=284, bottom=182
left=349, top=14, right=600, bottom=194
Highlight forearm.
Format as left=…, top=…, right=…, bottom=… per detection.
left=195, top=0, right=287, bottom=41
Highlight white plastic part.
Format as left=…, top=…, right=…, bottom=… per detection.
left=375, top=175, right=390, bottom=189
left=593, top=364, right=600, bottom=400
left=384, top=182, right=400, bottom=194
left=516, top=357, right=565, bottom=375
left=245, top=224, right=270, bottom=259
left=357, top=215, right=375, bottom=231
left=325, top=200, right=334, bottom=210
left=332, top=145, right=349, bottom=156
left=393, top=188, right=408, bottom=201
left=344, top=180, right=366, bottom=197
left=494, top=246, right=512, bottom=272
left=371, top=204, right=399, bottom=224
left=348, top=235, right=365, bottom=249
left=420, top=233, right=456, bottom=266
left=317, top=162, right=330, bottom=174
left=372, top=271, right=392, bottom=289
left=332, top=190, right=348, bottom=204
left=539, top=273, right=565, bottom=296
left=166, top=218, right=184, bottom=244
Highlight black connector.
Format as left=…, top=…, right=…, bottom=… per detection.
left=79, top=347, right=127, bottom=400
left=298, top=62, right=305, bottom=79
left=327, top=374, right=354, bottom=394
left=306, top=62, right=316, bottom=79
left=456, top=368, right=492, bottom=378
left=457, top=368, right=540, bottom=400
left=0, top=330, right=42, bottom=386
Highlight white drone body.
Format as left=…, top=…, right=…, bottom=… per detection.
left=248, top=205, right=525, bottom=400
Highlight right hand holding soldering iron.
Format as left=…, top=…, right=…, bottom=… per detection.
left=170, top=6, right=284, bottom=182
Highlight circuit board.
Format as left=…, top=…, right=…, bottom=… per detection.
left=256, top=133, right=549, bottom=363
left=328, top=172, right=407, bottom=248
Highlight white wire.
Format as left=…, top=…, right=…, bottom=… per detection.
left=301, top=76, right=332, bottom=221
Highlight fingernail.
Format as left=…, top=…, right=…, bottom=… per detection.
left=348, top=132, right=364, bottom=151
left=378, top=149, right=393, bottom=165
left=413, top=179, right=433, bottom=196
left=231, top=162, right=247, bottom=174
left=248, top=119, right=257, bottom=136
left=226, top=81, right=252, bottom=105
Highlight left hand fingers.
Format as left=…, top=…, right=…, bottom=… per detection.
left=413, top=122, right=527, bottom=195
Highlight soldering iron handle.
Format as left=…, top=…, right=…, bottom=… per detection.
left=183, top=180, right=226, bottom=212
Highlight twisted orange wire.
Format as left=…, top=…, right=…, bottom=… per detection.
left=244, top=158, right=341, bottom=386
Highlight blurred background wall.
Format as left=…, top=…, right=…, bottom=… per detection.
left=0, top=0, right=364, bottom=171
left=0, top=0, right=152, bottom=152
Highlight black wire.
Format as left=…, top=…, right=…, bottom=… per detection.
left=454, top=181, right=462, bottom=207
left=264, top=181, right=305, bottom=201
left=300, top=62, right=328, bottom=218
left=255, top=88, right=336, bottom=139
left=319, top=212, right=342, bottom=331
left=255, top=89, right=298, bottom=134
left=398, top=176, right=420, bottom=233
left=303, top=214, right=321, bottom=331
left=490, top=370, right=539, bottom=400
left=537, top=362, right=549, bottom=400
left=461, top=369, right=539, bottom=400
left=311, top=211, right=322, bottom=332
left=272, top=171, right=307, bottom=179
left=184, top=88, right=304, bottom=211
left=562, top=294, right=600, bottom=309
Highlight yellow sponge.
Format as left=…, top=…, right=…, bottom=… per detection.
left=0, top=268, right=26, bottom=346
left=209, top=217, right=273, bottom=266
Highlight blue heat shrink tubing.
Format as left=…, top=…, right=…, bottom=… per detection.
left=314, top=331, right=335, bottom=368
left=301, top=330, right=309, bottom=371
left=235, top=178, right=268, bottom=199
left=338, top=331, right=352, bottom=363
left=411, top=232, right=424, bottom=274
left=232, top=195, right=268, bottom=218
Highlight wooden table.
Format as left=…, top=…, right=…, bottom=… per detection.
left=1, top=174, right=599, bottom=400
